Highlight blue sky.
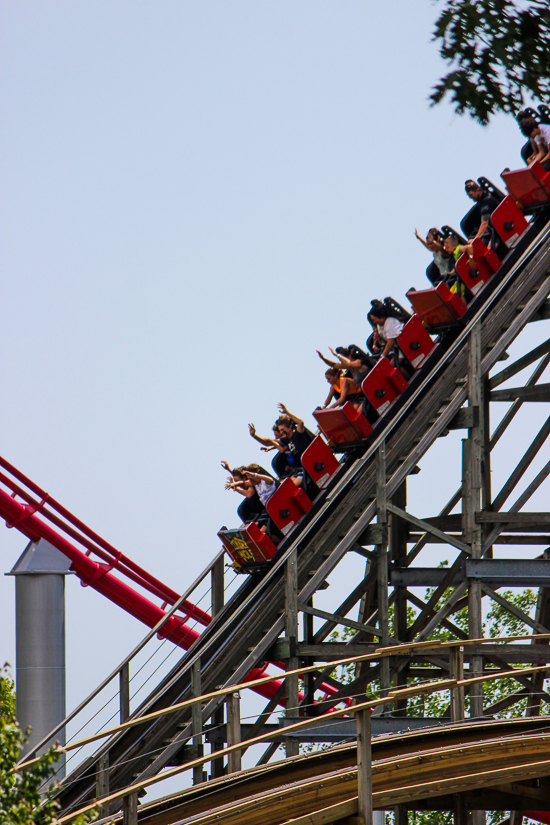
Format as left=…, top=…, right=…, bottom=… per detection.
left=1, top=0, right=548, bottom=795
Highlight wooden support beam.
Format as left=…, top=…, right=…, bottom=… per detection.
left=417, top=582, right=468, bottom=643
left=391, top=482, right=408, bottom=713
left=480, top=582, right=550, bottom=634
left=492, top=414, right=550, bottom=512
left=476, top=511, right=550, bottom=524
left=465, top=324, right=484, bottom=727
left=377, top=442, right=390, bottom=700
left=313, top=569, right=377, bottom=645
left=449, top=646, right=464, bottom=722
left=302, top=598, right=315, bottom=716
left=490, top=352, right=550, bottom=448
left=483, top=688, right=529, bottom=716
left=226, top=692, right=241, bottom=774
left=356, top=707, right=373, bottom=825
left=120, top=662, right=130, bottom=724
left=191, top=659, right=204, bottom=785
left=406, top=486, right=463, bottom=565
left=209, top=556, right=225, bottom=779
left=95, top=753, right=109, bottom=818
left=256, top=740, right=279, bottom=766
left=490, top=338, right=550, bottom=389
left=298, top=602, right=382, bottom=639
left=387, top=503, right=471, bottom=555
left=240, top=682, right=287, bottom=759
left=211, top=555, right=224, bottom=616
left=122, top=792, right=138, bottom=825
left=410, top=533, right=550, bottom=544
left=490, top=383, right=550, bottom=402
left=285, top=547, right=300, bottom=758
left=482, top=459, right=550, bottom=554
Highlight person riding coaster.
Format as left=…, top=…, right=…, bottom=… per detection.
left=367, top=299, right=412, bottom=380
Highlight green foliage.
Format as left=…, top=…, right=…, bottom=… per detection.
left=430, top=0, right=550, bottom=124
left=0, top=666, right=16, bottom=721
left=0, top=666, right=95, bottom=825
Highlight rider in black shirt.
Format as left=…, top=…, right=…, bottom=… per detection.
left=463, top=180, right=500, bottom=242
left=276, top=404, right=318, bottom=497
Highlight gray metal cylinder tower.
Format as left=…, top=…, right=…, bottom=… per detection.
left=7, top=538, right=72, bottom=778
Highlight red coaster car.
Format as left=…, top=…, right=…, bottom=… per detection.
left=313, top=401, right=372, bottom=447
left=266, top=477, right=313, bottom=537
left=491, top=194, right=530, bottom=248
left=455, top=237, right=501, bottom=297
left=218, top=522, right=278, bottom=572
left=501, top=161, right=550, bottom=209
left=362, top=356, right=408, bottom=415
left=397, top=314, right=435, bottom=370
left=300, top=435, right=341, bottom=489
left=407, top=282, right=467, bottom=329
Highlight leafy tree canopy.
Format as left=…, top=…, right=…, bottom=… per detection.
left=431, top=0, right=550, bottom=124
left=0, top=666, right=94, bottom=825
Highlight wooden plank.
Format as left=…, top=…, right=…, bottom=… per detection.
left=281, top=798, right=358, bottom=825
left=139, top=734, right=550, bottom=825
left=375, top=757, right=550, bottom=808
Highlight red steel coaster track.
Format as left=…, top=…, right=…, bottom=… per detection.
left=0, top=454, right=345, bottom=706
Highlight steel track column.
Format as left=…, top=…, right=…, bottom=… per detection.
left=285, top=547, right=300, bottom=757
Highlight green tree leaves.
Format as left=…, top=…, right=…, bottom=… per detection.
left=0, top=667, right=95, bottom=825
left=431, top=0, right=550, bottom=124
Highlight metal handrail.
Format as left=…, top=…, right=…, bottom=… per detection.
left=24, top=550, right=224, bottom=760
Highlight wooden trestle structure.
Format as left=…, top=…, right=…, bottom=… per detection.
left=53, top=218, right=550, bottom=824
